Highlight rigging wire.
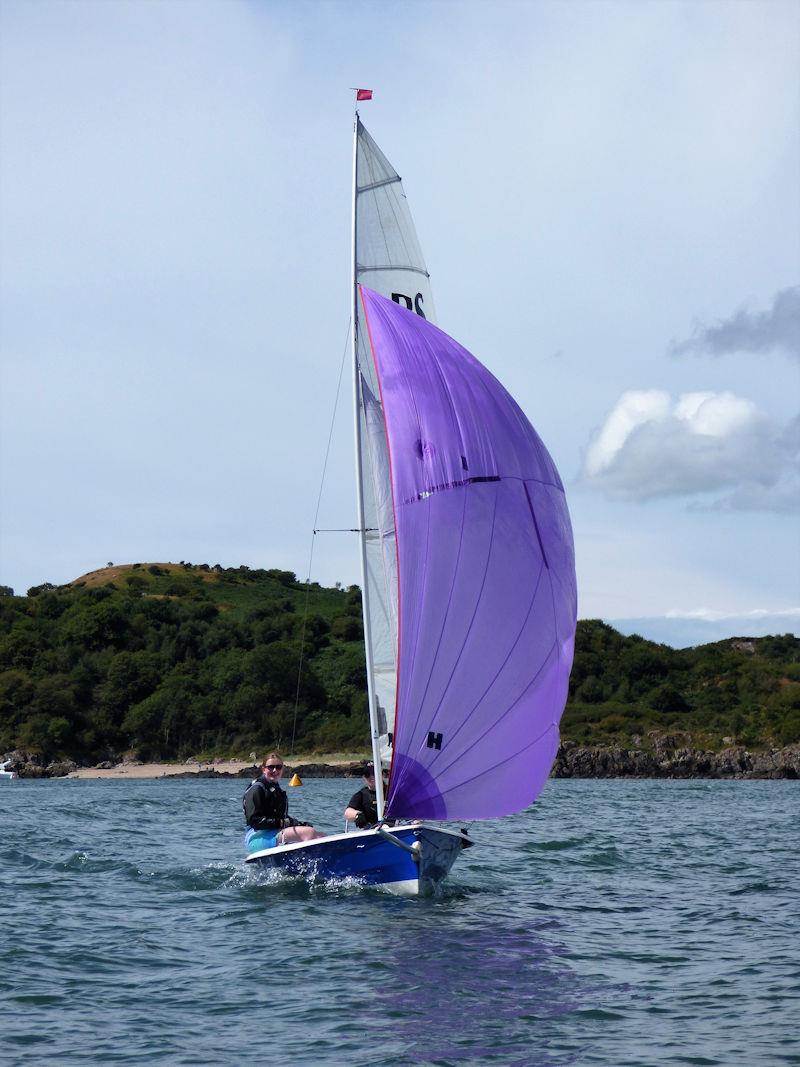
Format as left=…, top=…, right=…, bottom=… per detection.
left=290, top=319, right=352, bottom=756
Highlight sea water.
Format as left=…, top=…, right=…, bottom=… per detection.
left=1, top=778, right=797, bottom=1066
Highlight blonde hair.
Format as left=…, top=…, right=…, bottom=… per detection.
left=261, top=752, right=282, bottom=767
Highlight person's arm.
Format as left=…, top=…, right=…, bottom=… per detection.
left=344, top=790, right=365, bottom=824
left=347, top=790, right=375, bottom=827
left=253, top=813, right=285, bottom=830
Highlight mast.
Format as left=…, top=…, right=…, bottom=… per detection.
left=351, top=113, right=386, bottom=820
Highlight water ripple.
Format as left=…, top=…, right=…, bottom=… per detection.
left=0, top=777, right=798, bottom=1065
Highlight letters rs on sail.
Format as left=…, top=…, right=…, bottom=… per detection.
left=391, top=292, right=427, bottom=318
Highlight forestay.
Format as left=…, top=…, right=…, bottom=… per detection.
left=359, top=287, right=577, bottom=823
left=353, top=118, right=435, bottom=767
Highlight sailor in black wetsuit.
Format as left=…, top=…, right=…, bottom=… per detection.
left=344, top=762, right=382, bottom=828
left=243, top=753, right=324, bottom=853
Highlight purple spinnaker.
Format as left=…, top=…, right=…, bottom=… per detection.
left=359, top=286, right=577, bottom=822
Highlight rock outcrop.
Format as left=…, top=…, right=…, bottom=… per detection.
left=551, top=740, right=800, bottom=779
left=1, top=749, right=48, bottom=778
left=163, top=762, right=368, bottom=780
left=45, top=759, right=78, bottom=777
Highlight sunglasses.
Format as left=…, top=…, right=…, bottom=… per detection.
left=265, top=764, right=283, bottom=771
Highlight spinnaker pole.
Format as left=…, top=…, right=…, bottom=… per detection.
left=350, top=113, right=386, bottom=820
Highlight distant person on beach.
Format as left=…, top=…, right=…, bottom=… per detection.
left=243, top=753, right=325, bottom=853
left=344, top=762, right=386, bottom=828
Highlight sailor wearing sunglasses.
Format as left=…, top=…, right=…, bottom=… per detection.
left=243, top=753, right=324, bottom=853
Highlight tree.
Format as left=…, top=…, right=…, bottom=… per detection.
left=101, top=651, right=163, bottom=715
left=648, top=685, right=690, bottom=713
left=27, top=583, right=56, bottom=597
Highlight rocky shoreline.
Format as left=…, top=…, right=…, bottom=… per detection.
left=3, top=740, right=798, bottom=781
left=159, top=762, right=365, bottom=780
left=551, top=738, right=799, bottom=779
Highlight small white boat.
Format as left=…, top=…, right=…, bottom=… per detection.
left=247, top=105, right=576, bottom=896
left=0, top=760, right=17, bottom=780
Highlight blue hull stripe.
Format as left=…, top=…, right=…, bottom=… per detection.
left=247, top=825, right=465, bottom=891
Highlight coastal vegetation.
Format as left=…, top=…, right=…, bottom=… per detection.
left=0, top=563, right=798, bottom=765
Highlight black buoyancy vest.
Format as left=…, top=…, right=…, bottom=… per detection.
left=350, top=785, right=378, bottom=826
left=243, top=777, right=288, bottom=830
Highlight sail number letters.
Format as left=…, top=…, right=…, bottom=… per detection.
left=392, top=292, right=426, bottom=319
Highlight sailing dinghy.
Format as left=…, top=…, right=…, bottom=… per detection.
left=246, top=115, right=577, bottom=895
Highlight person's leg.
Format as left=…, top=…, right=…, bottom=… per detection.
left=245, top=828, right=279, bottom=853
left=279, top=824, right=326, bottom=844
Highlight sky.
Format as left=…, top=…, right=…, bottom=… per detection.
left=1, top=0, right=798, bottom=647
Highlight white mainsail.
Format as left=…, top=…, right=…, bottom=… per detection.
left=352, top=117, right=436, bottom=777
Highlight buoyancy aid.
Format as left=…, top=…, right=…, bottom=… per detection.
left=242, top=775, right=289, bottom=830
left=348, top=784, right=378, bottom=827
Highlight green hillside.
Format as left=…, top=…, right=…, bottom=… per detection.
left=0, top=563, right=798, bottom=764
left=565, top=619, right=799, bottom=749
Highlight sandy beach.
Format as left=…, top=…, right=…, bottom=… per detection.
left=67, top=760, right=254, bottom=780
left=66, top=755, right=364, bottom=780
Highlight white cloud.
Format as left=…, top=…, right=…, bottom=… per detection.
left=582, top=390, right=798, bottom=510
left=664, top=607, right=800, bottom=622
left=672, top=391, right=755, bottom=435
left=584, top=390, right=670, bottom=477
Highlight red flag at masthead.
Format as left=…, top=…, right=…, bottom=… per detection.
left=356, top=89, right=373, bottom=101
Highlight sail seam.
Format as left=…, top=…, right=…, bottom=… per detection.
left=358, top=265, right=430, bottom=278
left=381, top=171, right=419, bottom=271
left=393, top=448, right=472, bottom=807
left=360, top=134, right=395, bottom=265
left=422, top=545, right=548, bottom=782
left=391, top=333, right=476, bottom=781
left=361, top=135, right=421, bottom=277
left=358, top=176, right=402, bottom=193
left=525, top=482, right=549, bottom=570
left=395, top=468, right=435, bottom=807
left=409, top=634, right=559, bottom=808
left=401, top=473, right=564, bottom=504
left=395, top=482, right=502, bottom=807
left=401, top=717, right=558, bottom=815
